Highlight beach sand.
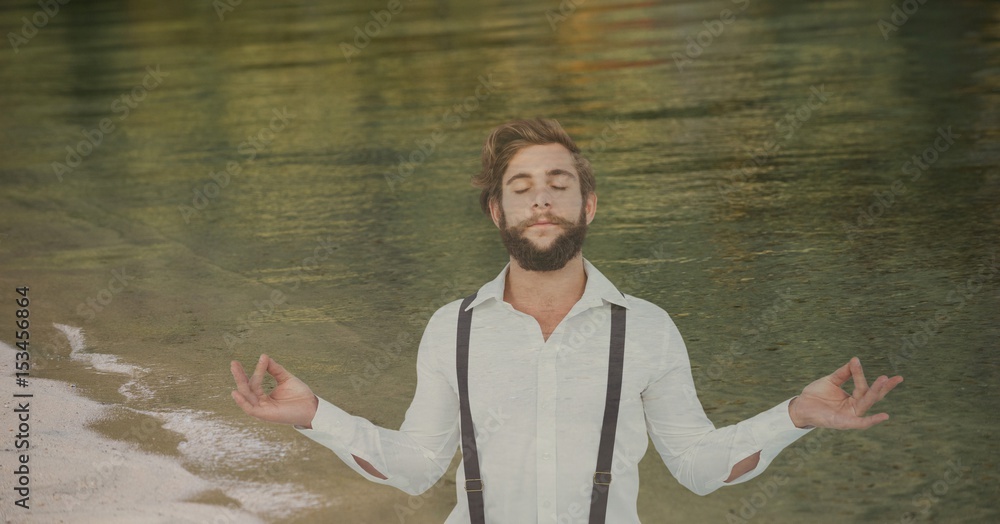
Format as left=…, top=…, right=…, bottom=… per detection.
left=0, top=339, right=265, bottom=524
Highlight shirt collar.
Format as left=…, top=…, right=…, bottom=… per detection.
left=465, top=258, right=629, bottom=311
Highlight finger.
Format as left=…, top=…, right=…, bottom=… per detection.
left=231, top=360, right=259, bottom=407
left=881, top=375, right=904, bottom=398
left=231, top=389, right=261, bottom=416
left=230, top=360, right=248, bottom=387
left=249, top=354, right=269, bottom=397
left=850, top=357, right=870, bottom=398
left=854, top=375, right=888, bottom=415
left=266, top=357, right=294, bottom=384
left=857, top=374, right=904, bottom=414
left=827, top=359, right=853, bottom=387
left=849, top=412, right=890, bottom=430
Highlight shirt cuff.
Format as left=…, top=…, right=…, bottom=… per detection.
left=294, top=396, right=359, bottom=447
left=749, top=397, right=815, bottom=451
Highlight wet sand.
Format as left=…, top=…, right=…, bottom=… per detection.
left=0, top=340, right=264, bottom=524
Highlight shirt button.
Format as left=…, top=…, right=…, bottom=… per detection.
left=542, top=452, right=551, bottom=460
left=543, top=500, right=551, bottom=508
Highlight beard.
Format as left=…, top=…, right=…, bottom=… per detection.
left=498, top=205, right=588, bottom=272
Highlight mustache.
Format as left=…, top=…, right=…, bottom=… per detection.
left=509, top=214, right=576, bottom=231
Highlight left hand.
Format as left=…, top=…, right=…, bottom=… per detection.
left=789, top=357, right=903, bottom=429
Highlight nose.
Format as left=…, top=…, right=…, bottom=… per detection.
left=532, top=187, right=552, bottom=209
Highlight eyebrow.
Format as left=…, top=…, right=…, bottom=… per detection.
left=505, top=169, right=577, bottom=185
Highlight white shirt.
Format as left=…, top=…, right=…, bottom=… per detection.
left=298, top=259, right=814, bottom=523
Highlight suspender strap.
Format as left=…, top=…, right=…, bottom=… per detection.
left=457, top=294, right=626, bottom=524
left=456, top=292, right=486, bottom=524
left=589, top=303, right=627, bottom=524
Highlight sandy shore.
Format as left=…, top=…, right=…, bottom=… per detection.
left=0, top=339, right=265, bottom=524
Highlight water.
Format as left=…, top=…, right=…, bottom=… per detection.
left=1, top=0, right=997, bottom=522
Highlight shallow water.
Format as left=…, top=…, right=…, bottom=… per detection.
left=1, top=0, right=998, bottom=522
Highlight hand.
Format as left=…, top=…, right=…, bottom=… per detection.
left=789, top=357, right=903, bottom=430
left=231, top=354, right=319, bottom=428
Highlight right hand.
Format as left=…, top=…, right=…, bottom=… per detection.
left=231, top=354, right=319, bottom=428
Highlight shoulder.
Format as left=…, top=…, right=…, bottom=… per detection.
left=622, top=294, right=680, bottom=331
left=621, top=293, right=688, bottom=355
left=427, top=297, right=470, bottom=327
left=412, top=298, right=470, bottom=369
left=419, top=296, right=474, bottom=347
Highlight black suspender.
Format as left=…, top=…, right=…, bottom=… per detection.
left=589, top=303, right=626, bottom=523
left=456, top=293, right=626, bottom=524
left=456, top=292, right=486, bottom=523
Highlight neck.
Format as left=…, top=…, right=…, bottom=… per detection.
left=503, top=254, right=587, bottom=311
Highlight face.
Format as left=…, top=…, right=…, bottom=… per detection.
left=489, top=143, right=597, bottom=271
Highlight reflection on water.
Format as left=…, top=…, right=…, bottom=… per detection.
left=1, top=0, right=997, bottom=522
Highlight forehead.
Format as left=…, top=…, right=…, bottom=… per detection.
left=503, top=143, right=577, bottom=181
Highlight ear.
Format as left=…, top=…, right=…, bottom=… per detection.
left=584, top=191, right=597, bottom=225
left=489, top=197, right=502, bottom=229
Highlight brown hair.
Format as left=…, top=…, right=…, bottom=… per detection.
left=472, top=118, right=595, bottom=215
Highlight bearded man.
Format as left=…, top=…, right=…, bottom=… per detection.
left=231, top=118, right=902, bottom=523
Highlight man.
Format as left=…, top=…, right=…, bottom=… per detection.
left=230, top=119, right=903, bottom=523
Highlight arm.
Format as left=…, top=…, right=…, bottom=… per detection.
left=641, top=321, right=814, bottom=496
left=725, top=452, right=761, bottom=483
left=720, top=358, right=903, bottom=482
left=291, top=339, right=461, bottom=496
left=642, top=320, right=902, bottom=495
left=229, top=355, right=388, bottom=477
left=230, top=314, right=461, bottom=496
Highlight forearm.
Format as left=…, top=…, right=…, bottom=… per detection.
left=720, top=396, right=809, bottom=483
left=651, top=398, right=814, bottom=495
left=724, top=451, right=761, bottom=483
left=353, top=454, right=388, bottom=479
left=296, top=396, right=456, bottom=495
